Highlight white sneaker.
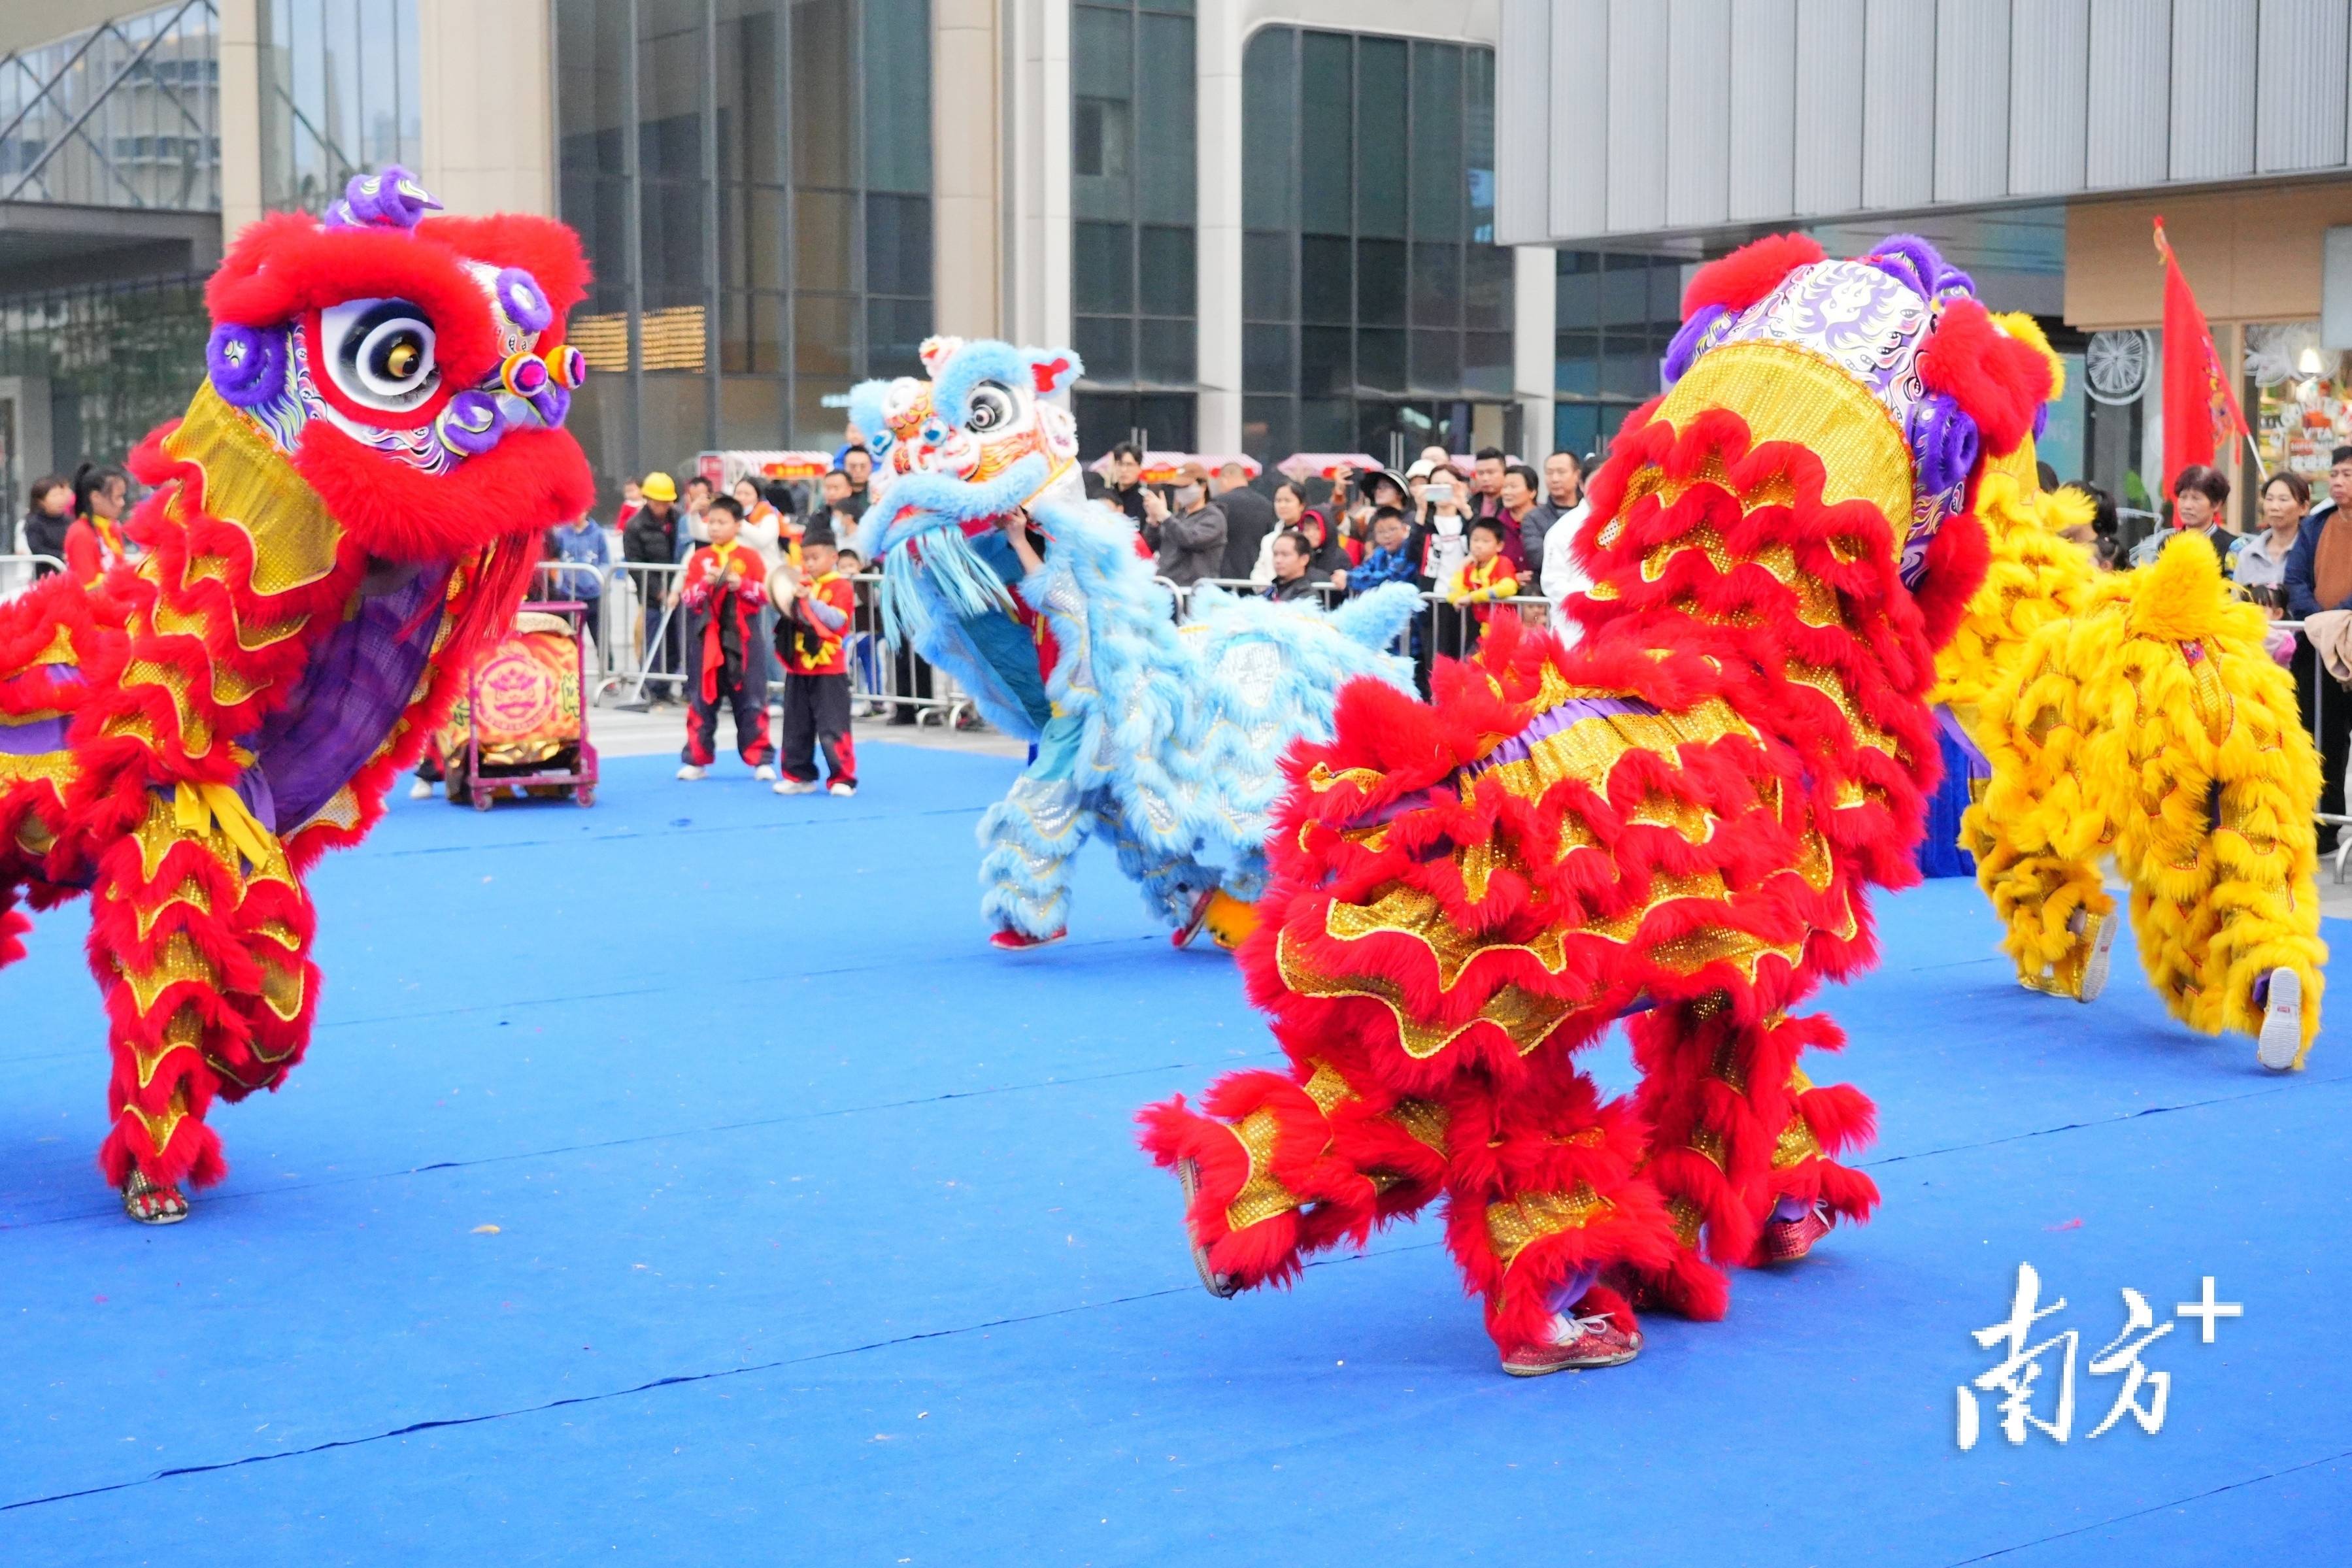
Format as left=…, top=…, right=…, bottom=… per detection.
left=773, top=777, right=816, bottom=795
left=2072, top=907, right=2119, bottom=1003
left=676, top=764, right=707, bottom=781
left=754, top=764, right=777, bottom=782
left=828, top=781, right=857, bottom=797
left=408, top=778, right=434, bottom=799
left=2258, top=967, right=2304, bottom=1072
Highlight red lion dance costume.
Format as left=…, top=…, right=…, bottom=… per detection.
left=0, top=170, right=592, bottom=1223
left=1140, top=233, right=2055, bottom=1374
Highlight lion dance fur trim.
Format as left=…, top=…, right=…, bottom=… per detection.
left=1141, top=232, right=2054, bottom=1359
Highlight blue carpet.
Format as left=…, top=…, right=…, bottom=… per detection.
left=2, top=746, right=2346, bottom=1565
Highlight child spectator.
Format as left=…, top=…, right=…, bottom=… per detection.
left=676, top=494, right=775, bottom=781
left=1348, top=506, right=1418, bottom=596
left=1445, top=516, right=1520, bottom=652
left=770, top=522, right=860, bottom=797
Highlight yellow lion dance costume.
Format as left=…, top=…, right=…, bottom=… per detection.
left=1936, top=318, right=2325, bottom=1071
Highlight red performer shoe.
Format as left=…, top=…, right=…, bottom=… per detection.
left=1171, top=889, right=1217, bottom=949
left=990, top=926, right=1066, bottom=951
left=1501, top=1289, right=1641, bottom=1376
left=1758, top=1199, right=1834, bottom=1263
left=122, top=1169, right=190, bottom=1226
left=1175, top=1158, right=1239, bottom=1297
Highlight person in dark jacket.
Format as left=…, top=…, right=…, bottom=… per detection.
left=1105, top=442, right=1149, bottom=527
left=1146, top=462, right=1228, bottom=587
left=1264, top=529, right=1330, bottom=603
left=1212, top=462, right=1274, bottom=582
left=18, top=473, right=73, bottom=576
left=623, top=471, right=686, bottom=697
left=2284, top=446, right=2352, bottom=619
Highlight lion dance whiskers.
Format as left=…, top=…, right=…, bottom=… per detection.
left=1137, top=233, right=2054, bottom=1369
left=0, top=167, right=595, bottom=1222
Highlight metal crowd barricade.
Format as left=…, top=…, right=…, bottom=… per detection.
left=0, top=552, right=66, bottom=603
left=835, top=569, right=973, bottom=728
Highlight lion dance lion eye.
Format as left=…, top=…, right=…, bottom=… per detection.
left=319, top=297, right=442, bottom=413
left=967, top=382, right=1016, bottom=434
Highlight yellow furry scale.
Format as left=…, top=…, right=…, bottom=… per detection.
left=1940, top=337, right=2326, bottom=1063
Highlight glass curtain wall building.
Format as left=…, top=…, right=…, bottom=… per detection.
left=1240, top=27, right=1513, bottom=473
left=258, top=0, right=423, bottom=212
left=1550, top=251, right=1683, bottom=466
left=1069, top=0, right=1196, bottom=456
left=555, top=0, right=933, bottom=498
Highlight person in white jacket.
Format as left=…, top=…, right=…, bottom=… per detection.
left=1540, top=497, right=1592, bottom=645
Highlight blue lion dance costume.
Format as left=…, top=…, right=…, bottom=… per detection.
left=851, top=337, right=1417, bottom=949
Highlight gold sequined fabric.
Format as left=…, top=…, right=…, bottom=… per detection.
left=1485, top=1183, right=1613, bottom=1269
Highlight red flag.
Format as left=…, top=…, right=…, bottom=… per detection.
left=2155, top=217, right=2249, bottom=497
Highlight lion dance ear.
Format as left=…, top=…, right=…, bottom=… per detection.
left=1026, top=348, right=1083, bottom=399
left=1917, top=299, right=2055, bottom=458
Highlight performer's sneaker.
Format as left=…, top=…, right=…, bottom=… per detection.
left=2258, top=966, right=2304, bottom=1072
left=1759, top=1199, right=1834, bottom=1263
left=1170, top=888, right=1218, bottom=949
left=122, top=1169, right=189, bottom=1226
left=989, top=926, right=1066, bottom=951
left=1502, top=1302, right=1641, bottom=1376
left=2071, top=906, right=2119, bottom=1003
left=754, top=764, right=777, bottom=782
left=1175, top=1158, right=1239, bottom=1298
left=407, top=778, right=434, bottom=799
left=676, top=764, right=707, bottom=781
left=773, top=777, right=817, bottom=795
left=828, top=781, right=857, bottom=797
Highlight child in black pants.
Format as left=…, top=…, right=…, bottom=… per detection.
left=677, top=495, right=775, bottom=780
left=770, top=522, right=858, bottom=797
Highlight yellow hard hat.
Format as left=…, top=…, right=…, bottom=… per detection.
left=641, top=472, right=678, bottom=503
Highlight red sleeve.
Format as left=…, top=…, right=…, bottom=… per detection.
left=733, top=553, right=768, bottom=602
left=679, top=548, right=716, bottom=609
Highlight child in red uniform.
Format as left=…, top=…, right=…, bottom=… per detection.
left=677, top=495, right=776, bottom=780
left=771, top=522, right=859, bottom=797
left=1445, top=516, right=1521, bottom=653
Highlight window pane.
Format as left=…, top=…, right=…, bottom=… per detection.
left=864, top=0, right=933, bottom=195
left=791, top=0, right=852, bottom=188
left=1356, top=37, right=1407, bottom=239
left=1464, top=331, right=1511, bottom=396
left=1409, top=42, right=1462, bottom=239
left=866, top=192, right=932, bottom=298
left=641, top=180, right=705, bottom=304
left=1241, top=28, right=1296, bottom=231
left=868, top=296, right=932, bottom=378
left=1555, top=401, right=1600, bottom=464
left=1075, top=220, right=1135, bottom=314
left=1410, top=241, right=1460, bottom=328
left=1135, top=13, right=1196, bottom=224
left=1244, top=229, right=1293, bottom=322
left=1464, top=243, right=1511, bottom=331
left=1601, top=341, right=1655, bottom=399
left=1555, top=328, right=1599, bottom=395
left=1299, top=31, right=1352, bottom=235
left=718, top=374, right=785, bottom=449
left=1357, top=238, right=1407, bottom=327
left=1301, top=235, right=1352, bottom=325
left=1245, top=324, right=1294, bottom=393
left=1299, top=395, right=1352, bottom=452
left=1466, top=47, right=1495, bottom=242
left=1300, top=325, right=1351, bottom=397
left=1410, top=327, right=1460, bottom=392
left=1649, top=260, right=1684, bottom=325
left=1139, top=317, right=1196, bottom=385
left=1135, top=393, right=1198, bottom=452
left=1556, top=252, right=1600, bottom=327
left=1600, top=256, right=1649, bottom=325
left=1139, top=224, right=1195, bottom=316
left=1358, top=327, right=1406, bottom=393
left=1075, top=314, right=1134, bottom=383
left=796, top=293, right=856, bottom=382
left=796, top=189, right=853, bottom=292
left=1243, top=394, right=1296, bottom=471
left=1076, top=391, right=1136, bottom=457
left=1073, top=97, right=1134, bottom=220
left=1072, top=6, right=1134, bottom=98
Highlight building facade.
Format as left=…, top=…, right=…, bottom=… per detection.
left=21, top=0, right=2352, bottom=527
